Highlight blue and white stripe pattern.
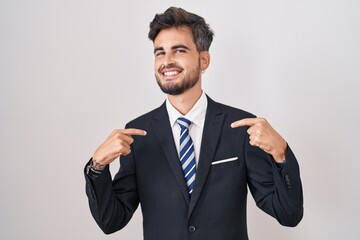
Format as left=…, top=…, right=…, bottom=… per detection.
left=177, top=117, right=196, bottom=195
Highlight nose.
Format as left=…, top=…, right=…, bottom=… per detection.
left=163, top=52, right=175, bottom=66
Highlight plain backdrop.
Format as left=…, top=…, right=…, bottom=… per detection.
left=1, top=0, right=360, bottom=239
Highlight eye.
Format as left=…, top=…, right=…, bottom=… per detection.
left=155, top=51, right=165, bottom=57
left=176, top=49, right=186, bottom=54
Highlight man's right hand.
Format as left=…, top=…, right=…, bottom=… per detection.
left=92, top=128, right=147, bottom=169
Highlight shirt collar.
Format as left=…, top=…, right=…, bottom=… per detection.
left=166, top=91, right=208, bottom=128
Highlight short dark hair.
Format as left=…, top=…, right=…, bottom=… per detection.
left=148, top=7, right=214, bottom=52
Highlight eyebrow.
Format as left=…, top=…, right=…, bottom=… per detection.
left=154, top=47, right=164, bottom=54
left=153, top=44, right=190, bottom=54
left=171, top=44, right=190, bottom=50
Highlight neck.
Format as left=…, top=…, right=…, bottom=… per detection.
left=167, top=82, right=202, bottom=115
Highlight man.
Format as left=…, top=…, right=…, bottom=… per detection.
left=84, top=7, right=303, bottom=240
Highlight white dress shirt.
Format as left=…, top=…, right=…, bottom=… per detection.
left=166, top=92, right=208, bottom=167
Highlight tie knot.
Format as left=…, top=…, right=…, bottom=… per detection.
left=177, top=117, right=191, bottom=129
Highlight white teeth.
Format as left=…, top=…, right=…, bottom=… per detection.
left=164, top=71, right=179, bottom=76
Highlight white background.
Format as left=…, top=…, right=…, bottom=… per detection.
left=1, top=0, right=359, bottom=239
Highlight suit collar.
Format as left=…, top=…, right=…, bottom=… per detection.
left=188, top=96, right=225, bottom=218
left=150, top=102, right=191, bottom=203
left=149, top=96, right=225, bottom=214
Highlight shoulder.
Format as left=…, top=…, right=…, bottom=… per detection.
left=207, top=96, right=256, bottom=120
left=125, top=102, right=166, bottom=127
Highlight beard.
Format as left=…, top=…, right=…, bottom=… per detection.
left=155, top=61, right=201, bottom=95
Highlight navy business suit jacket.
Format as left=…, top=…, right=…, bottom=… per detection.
left=85, top=96, right=303, bottom=240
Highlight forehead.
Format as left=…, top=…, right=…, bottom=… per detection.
left=154, top=26, right=196, bottom=49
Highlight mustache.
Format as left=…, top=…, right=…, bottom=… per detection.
left=158, top=63, right=184, bottom=73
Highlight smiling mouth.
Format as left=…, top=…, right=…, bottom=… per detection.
left=163, top=70, right=181, bottom=76
left=159, top=63, right=184, bottom=79
left=161, top=69, right=183, bottom=80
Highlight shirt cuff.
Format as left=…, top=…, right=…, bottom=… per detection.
left=86, top=159, right=105, bottom=177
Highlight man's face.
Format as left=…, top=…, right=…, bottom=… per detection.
left=153, top=26, right=202, bottom=95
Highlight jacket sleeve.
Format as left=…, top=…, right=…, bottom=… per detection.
left=245, top=136, right=304, bottom=227
left=84, top=145, right=139, bottom=234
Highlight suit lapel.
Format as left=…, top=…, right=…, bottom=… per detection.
left=150, top=102, right=190, bottom=203
left=188, top=97, right=225, bottom=218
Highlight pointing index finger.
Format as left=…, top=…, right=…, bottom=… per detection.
left=231, top=118, right=258, bottom=128
left=122, top=128, right=147, bottom=136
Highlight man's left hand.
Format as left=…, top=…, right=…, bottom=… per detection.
left=231, top=117, right=287, bottom=163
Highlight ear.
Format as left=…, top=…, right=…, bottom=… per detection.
left=199, top=51, right=210, bottom=71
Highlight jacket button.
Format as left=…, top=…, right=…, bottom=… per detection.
left=188, top=225, right=196, bottom=232
left=284, top=175, right=291, bottom=183
left=284, top=174, right=292, bottom=191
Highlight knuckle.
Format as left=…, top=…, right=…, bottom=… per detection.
left=257, top=118, right=266, bottom=125
left=115, top=138, right=124, bottom=146
left=113, top=129, right=122, bottom=135
left=122, top=148, right=130, bottom=156
left=263, top=146, right=271, bottom=152
left=118, top=144, right=123, bottom=150
left=113, top=132, right=121, bottom=138
left=118, top=145, right=126, bottom=153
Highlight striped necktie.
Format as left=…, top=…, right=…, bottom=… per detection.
left=177, top=117, right=196, bottom=195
